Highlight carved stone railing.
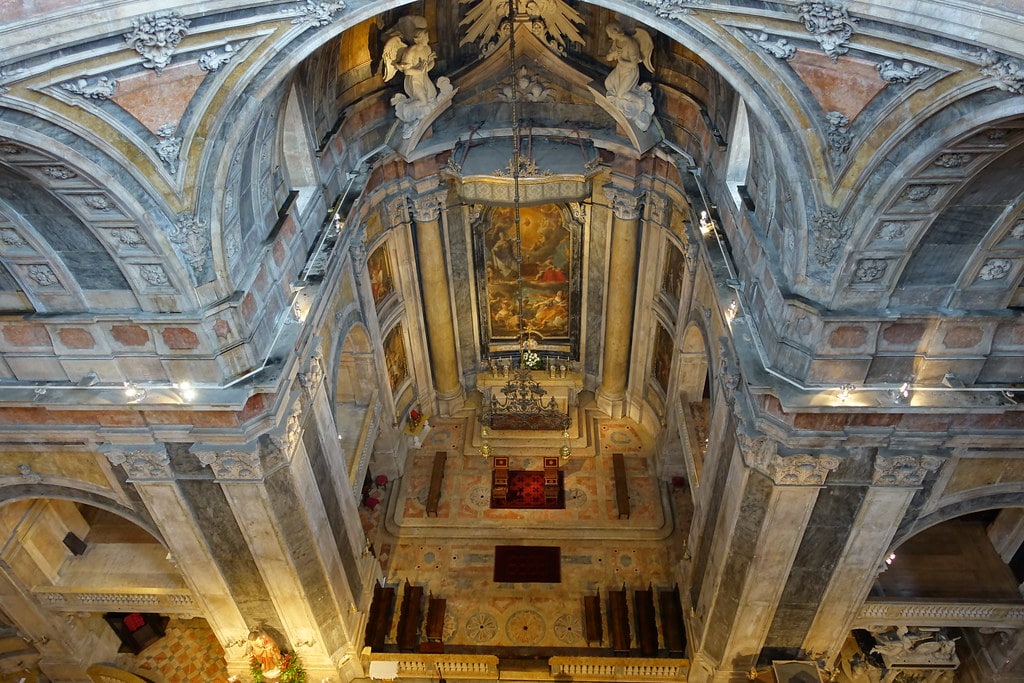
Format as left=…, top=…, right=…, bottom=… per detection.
left=365, top=653, right=499, bottom=679
left=348, top=391, right=381, bottom=498
left=855, top=599, right=1024, bottom=629
left=549, top=657, right=689, bottom=681
left=33, top=587, right=197, bottom=615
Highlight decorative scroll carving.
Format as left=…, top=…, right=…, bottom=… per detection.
left=853, top=258, right=888, bottom=283
left=876, top=60, right=927, bottom=84
left=287, top=0, right=346, bottom=27
left=124, top=12, right=190, bottom=74
left=603, top=186, right=643, bottom=221
left=168, top=211, right=209, bottom=280
left=639, top=0, right=709, bottom=22
left=770, top=454, right=840, bottom=486
left=977, top=49, right=1024, bottom=95
left=825, top=111, right=851, bottom=166
left=194, top=447, right=263, bottom=480
left=268, top=406, right=303, bottom=463
left=199, top=43, right=242, bottom=72
left=745, top=31, right=796, bottom=60
left=872, top=454, right=942, bottom=487
left=459, top=0, right=584, bottom=56
left=811, top=208, right=851, bottom=267
left=796, top=1, right=857, bottom=62
left=61, top=76, right=118, bottom=99
left=104, top=447, right=173, bottom=481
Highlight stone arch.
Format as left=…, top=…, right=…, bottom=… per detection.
left=678, top=320, right=711, bottom=487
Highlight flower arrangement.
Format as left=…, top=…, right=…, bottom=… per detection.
left=522, top=349, right=542, bottom=370
left=250, top=652, right=306, bottom=683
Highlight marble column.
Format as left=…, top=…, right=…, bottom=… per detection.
left=596, top=185, right=643, bottom=418
left=411, top=191, right=465, bottom=415
left=802, top=454, right=942, bottom=663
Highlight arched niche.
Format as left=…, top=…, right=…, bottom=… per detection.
left=678, top=321, right=710, bottom=487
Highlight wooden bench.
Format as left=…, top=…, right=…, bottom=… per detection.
left=396, top=581, right=423, bottom=652
left=613, top=452, right=630, bottom=519
left=425, top=594, right=446, bottom=642
left=426, top=451, right=447, bottom=517
left=364, top=582, right=395, bottom=651
left=608, top=586, right=630, bottom=654
left=634, top=586, right=658, bottom=656
left=660, top=586, right=687, bottom=655
left=583, top=593, right=603, bottom=644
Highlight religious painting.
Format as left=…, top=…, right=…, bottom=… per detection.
left=383, top=324, right=408, bottom=394
left=367, top=244, right=394, bottom=307
left=661, top=241, right=685, bottom=303
left=483, top=203, right=572, bottom=342
left=652, top=322, right=673, bottom=394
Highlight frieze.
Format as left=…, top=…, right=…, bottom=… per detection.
left=124, top=11, right=191, bottom=74
left=458, top=177, right=591, bottom=205
left=104, top=446, right=173, bottom=481
left=872, top=454, right=942, bottom=487
left=796, top=1, right=857, bottom=62
left=194, top=447, right=263, bottom=480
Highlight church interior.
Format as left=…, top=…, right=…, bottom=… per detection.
left=1, top=0, right=1024, bottom=681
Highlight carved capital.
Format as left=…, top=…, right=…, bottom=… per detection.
left=103, top=445, right=172, bottom=481
left=737, top=430, right=774, bottom=472
left=193, top=444, right=263, bottom=480
left=770, top=454, right=840, bottom=486
left=872, top=453, right=942, bottom=487
left=410, top=192, right=445, bottom=223
left=297, top=347, right=325, bottom=396
left=268, top=404, right=304, bottom=463
left=604, top=186, right=644, bottom=221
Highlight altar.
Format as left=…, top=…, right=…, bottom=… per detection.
left=476, top=368, right=582, bottom=431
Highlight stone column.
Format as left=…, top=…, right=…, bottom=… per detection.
left=596, top=185, right=643, bottom=418
left=802, top=453, right=942, bottom=663
left=411, top=191, right=465, bottom=415
left=102, top=445, right=251, bottom=673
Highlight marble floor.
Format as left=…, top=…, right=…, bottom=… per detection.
left=360, top=409, right=694, bottom=655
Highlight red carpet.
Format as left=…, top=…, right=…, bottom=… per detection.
left=494, top=545, right=561, bottom=583
left=490, top=470, right=564, bottom=509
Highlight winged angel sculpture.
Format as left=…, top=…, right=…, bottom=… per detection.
left=604, top=24, right=655, bottom=131
left=382, top=16, right=455, bottom=138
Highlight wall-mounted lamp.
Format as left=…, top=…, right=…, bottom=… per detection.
left=889, top=382, right=911, bottom=403
left=836, top=383, right=855, bottom=402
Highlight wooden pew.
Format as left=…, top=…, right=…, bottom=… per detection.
left=613, top=452, right=630, bottom=519
left=364, top=582, right=396, bottom=651
left=634, top=585, right=658, bottom=656
left=583, top=593, right=603, bottom=645
left=607, top=586, right=630, bottom=654
left=426, top=451, right=447, bottom=517
left=396, top=581, right=423, bottom=652
left=419, top=593, right=446, bottom=653
left=660, top=586, right=687, bottom=656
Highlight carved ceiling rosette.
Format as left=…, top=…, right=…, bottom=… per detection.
left=872, top=454, right=942, bottom=487
left=103, top=446, right=173, bottom=481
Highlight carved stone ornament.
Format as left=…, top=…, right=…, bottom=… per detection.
left=381, top=16, right=455, bottom=138
left=497, top=67, right=554, bottom=103
left=603, top=24, right=656, bottom=131
left=639, top=0, right=709, bottom=22
left=124, top=11, right=191, bottom=74
left=194, top=447, right=263, bottom=480
left=876, top=60, right=927, bottom=84
left=410, top=192, right=445, bottom=223
left=934, top=152, right=970, bottom=168
left=811, top=208, right=852, bottom=267
left=1010, top=221, right=1024, bottom=240
left=853, top=258, right=888, bottom=283
left=459, top=0, right=585, bottom=56
left=876, top=221, right=909, bottom=241
left=977, top=49, right=1024, bottom=95
left=104, top=446, right=173, bottom=481
left=109, top=227, right=147, bottom=249
left=154, top=123, right=181, bottom=174
left=872, top=454, right=941, bottom=487
left=825, top=111, right=851, bottom=165
left=298, top=348, right=325, bottom=395
left=387, top=196, right=409, bottom=229
left=737, top=430, right=773, bottom=472
left=0, top=229, right=28, bottom=250
left=138, top=264, right=171, bottom=287
left=287, top=0, right=347, bottom=27
left=269, top=408, right=303, bottom=462
left=61, top=76, right=119, bottom=99
left=770, top=454, right=841, bottom=486
left=797, top=1, right=857, bottom=62
left=26, top=264, right=60, bottom=287
left=603, top=186, right=643, bottom=221
left=745, top=31, right=797, bottom=60
left=978, top=258, right=1013, bottom=281
left=905, top=185, right=936, bottom=202
left=0, top=68, right=26, bottom=96
left=198, top=43, right=242, bottom=73
left=168, top=211, right=209, bottom=280
left=42, top=166, right=76, bottom=180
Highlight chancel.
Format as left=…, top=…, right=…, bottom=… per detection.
left=1, top=1, right=1024, bottom=682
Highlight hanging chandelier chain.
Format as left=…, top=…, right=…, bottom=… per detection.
left=506, top=0, right=530, bottom=362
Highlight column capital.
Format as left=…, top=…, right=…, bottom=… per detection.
left=410, top=191, right=446, bottom=223
left=192, top=442, right=263, bottom=481
left=872, top=453, right=943, bottom=487
left=102, top=445, right=172, bottom=481
left=603, top=185, right=644, bottom=220
left=769, top=453, right=840, bottom=486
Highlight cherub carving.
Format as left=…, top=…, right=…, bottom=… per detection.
left=603, top=24, right=656, bottom=131
left=382, top=16, right=454, bottom=137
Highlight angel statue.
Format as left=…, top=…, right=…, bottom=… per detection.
left=603, top=23, right=656, bottom=131
left=382, top=16, right=455, bottom=138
